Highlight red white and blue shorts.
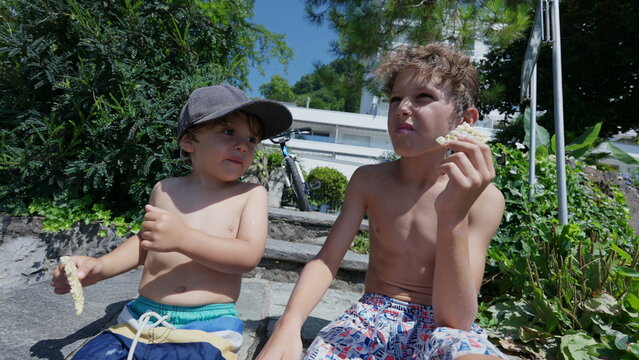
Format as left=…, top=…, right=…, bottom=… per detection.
left=304, top=293, right=508, bottom=360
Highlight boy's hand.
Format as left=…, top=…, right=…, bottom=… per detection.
left=256, top=322, right=303, bottom=360
left=436, top=136, right=495, bottom=220
left=51, top=255, right=103, bottom=294
left=139, top=205, right=187, bottom=252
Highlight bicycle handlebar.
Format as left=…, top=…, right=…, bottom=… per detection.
left=269, top=127, right=312, bottom=143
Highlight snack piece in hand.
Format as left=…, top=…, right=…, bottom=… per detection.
left=60, top=256, right=85, bottom=315
left=436, top=122, right=489, bottom=145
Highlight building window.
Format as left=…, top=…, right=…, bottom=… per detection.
left=341, top=133, right=371, bottom=147
left=297, top=131, right=333, bottom=143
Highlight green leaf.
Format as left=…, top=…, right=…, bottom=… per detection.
left=519, top=326, right=552, bottom=343
left=622, top=293, right=639, bottom=316
left=566, top=122, right=602, bottom=151
left=607, top=142, right=639, bottom=165
left=628, top=343, right=639, bottom=358
left=583, top=293, right=620, bottom=316
left=531, top=287, right=560, bottom=332
left=616, top=266, right=639, bottom=278
left=569, top=146, right=592, bottom=160
left=611, top=243, right=633, bottom=263
left=560, top=332, right=599, bottom=360
left=524, top=106, right=550, bottom=149
left=535, top=144, right=549, bottom=158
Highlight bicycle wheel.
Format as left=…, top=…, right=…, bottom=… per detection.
left=285, top=157, right=311, bottom=211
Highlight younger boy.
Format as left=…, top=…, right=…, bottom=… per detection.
left=257, top=43, right=508, bottom=360
left=51, top=84, right=292, bottom=360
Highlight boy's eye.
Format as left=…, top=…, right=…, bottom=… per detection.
left=222, top=129, right=234, bottom=135
left=389, top=96, right=402, bottom=103
left=417, top=93, right=433, bottom=99
left=247, top=137, right=257, bottom=144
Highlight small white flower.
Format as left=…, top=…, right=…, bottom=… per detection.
left=515, top=142, right=526, bottom=150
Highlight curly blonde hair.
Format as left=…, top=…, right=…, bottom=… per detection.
left=374, top=43, right=479, bottom=121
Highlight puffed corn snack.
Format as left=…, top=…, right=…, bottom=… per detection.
left=436, top=122, right=489, bottom=145
left=60, top=256, right=85, bottom=315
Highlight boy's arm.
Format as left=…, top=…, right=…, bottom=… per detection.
left=433, top=137, right=504, bottom=330
left=140, top=185, right=268, bottom=274
left=52, top=185, right=157, bottom=294
left=256, top=167, right=369, bottom=360
left=52, top=232, right=147, bottom=294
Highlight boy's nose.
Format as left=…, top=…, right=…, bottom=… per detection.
left=234, top=142, right=247, bottom=152
left=397, top=99, right=412, bottom=116
left=235, top=138, right=254, bottom=153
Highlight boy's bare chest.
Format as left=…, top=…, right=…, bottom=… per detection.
left=158, top=195, right=246, bottom=239
left=182, top=203, right=243, bottom=238
left=367, top=187, right=440, bottom=254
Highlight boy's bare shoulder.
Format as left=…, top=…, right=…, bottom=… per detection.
left=352, top=162, right=396, bottom=181
left=153, top=177, right=264, bottom=193
left=470, top=183, right=505, bottom=224
left=478, top=183, right=504, bottom=204
left=237, top=181, right=267, bottom=197
left=151, top=176, right=187, bottom=195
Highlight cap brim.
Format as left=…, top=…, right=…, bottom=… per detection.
left=192, top=100, right=292, bottom=140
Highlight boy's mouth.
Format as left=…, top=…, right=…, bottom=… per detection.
left=227, top=158, right=243, bottom=165
left=394, top=123, right=415, bottom=134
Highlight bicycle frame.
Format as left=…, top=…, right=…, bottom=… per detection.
left=278, top=143, right=300, bottom=187
left=269, top=128, right=312, bottom=211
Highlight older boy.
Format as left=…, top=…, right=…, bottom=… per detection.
left=257, top=43, right=507, bottom=360
left=51, top=84, right=292, bottom=360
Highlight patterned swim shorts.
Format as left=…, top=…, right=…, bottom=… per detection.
left=304, top=293, right=508, bottom=360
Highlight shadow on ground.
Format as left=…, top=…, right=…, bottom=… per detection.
left=30, top=300, right=129, bottom=360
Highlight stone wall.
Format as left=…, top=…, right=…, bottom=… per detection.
left=0, top=208, right=368, bottom=291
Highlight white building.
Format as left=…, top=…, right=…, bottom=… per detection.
left=263, top=102, right=638, bottom=180
left=263, top=106, right=391, bottom=179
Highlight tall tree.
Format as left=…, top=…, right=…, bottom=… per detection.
left=480, top=0, right=639, bottom=139
left=304, top=0, right=532, bottom=57
left=260, top=75, right=296, bottom=102
left=302, top=0, right=532, bottom=105
left=289, top=56, right=365, bottom=112
left=0, top=0, right=292, bottom=214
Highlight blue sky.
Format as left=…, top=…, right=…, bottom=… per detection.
left=247, top=0, right=338, bottom=98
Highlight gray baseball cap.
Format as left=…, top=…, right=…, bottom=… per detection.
left=177, top=84, right=293, bottom=140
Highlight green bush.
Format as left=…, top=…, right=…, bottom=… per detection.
left=350, top=230, right=370, bottom=254
left=263, top=148, right=285, bottom=171
left=306, top=167, right=347, bottom=211
left=480, top=144, right=639, bottom=359
left=0, top=0, right=290, bottom=224
left=243, top=148, right=284, bottom=187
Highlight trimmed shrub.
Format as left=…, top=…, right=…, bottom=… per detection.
left=306, top=167, right=347, bottom=211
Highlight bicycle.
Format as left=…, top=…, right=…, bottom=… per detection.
left=269, top=127, right=318, bottom=212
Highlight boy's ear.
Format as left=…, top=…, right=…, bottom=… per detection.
left=461, top=107, right=479, bottom=126
left=179, top=135, right=195, bottom=154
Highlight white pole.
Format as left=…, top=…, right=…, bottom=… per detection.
left=551, top=0, right=568, bottom=224
left=529, top=65, right=537, bottom=200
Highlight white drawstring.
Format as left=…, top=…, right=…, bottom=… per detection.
left=127, top=311, right=174, bottom=360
